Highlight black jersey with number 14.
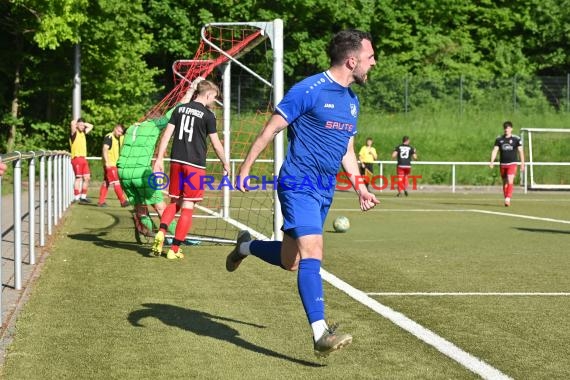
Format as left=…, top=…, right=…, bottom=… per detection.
left=168, top=101, right=217, bottom=168
left=494, top=135, right=521, bottom=164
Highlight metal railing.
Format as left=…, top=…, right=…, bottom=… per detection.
left=225, top=159, right=568, bottom=193
left=376, top=161, right=570, bottom=193
left=0, top=150, right=73, bottom=326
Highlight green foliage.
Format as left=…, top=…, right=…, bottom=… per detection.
left=2, top=0, right=570, bottom=159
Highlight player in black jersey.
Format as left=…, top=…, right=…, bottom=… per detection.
left=489, top=121, right=525, bottom=207
left=392, top=136, right=417, bottom=196
left=151, top=79, right=230, bottom=259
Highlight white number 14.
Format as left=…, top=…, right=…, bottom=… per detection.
left=178, top=114, right=195, bottom=142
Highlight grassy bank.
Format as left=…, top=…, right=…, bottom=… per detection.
left=356, top=108, right=570, bottom=185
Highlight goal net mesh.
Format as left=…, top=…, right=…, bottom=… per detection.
left=142, top=24, right=277, bottom=243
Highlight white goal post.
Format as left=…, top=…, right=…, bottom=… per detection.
left=155, top=19, right=284, bottom=244
left=520, top=128, right=570, bottom=191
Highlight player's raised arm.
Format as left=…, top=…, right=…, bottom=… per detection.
left=70, top=119, right=78, bottom=135
left=341, top=136, right=380, bottom=211
left=179, top=76, right=205, bottom=103
left=237, top=113, right=288, bottom=191
left=153, top=123, right=175, bottom=174
left=84, top=121, right=94, bottom=134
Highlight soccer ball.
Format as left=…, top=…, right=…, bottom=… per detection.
left=333, top=216, right=350, bottom=233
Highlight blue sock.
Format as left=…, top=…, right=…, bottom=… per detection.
left=250, top=240, right=282, bottom=267
left=297, top=258, right=325, bottom=324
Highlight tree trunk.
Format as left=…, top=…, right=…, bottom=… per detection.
left=7, top=65, right=20, bottom=152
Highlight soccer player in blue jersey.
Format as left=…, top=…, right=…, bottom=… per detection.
left=226, top=29, right=379, bottom=357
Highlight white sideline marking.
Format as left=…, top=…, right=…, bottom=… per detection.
left=225, top=211, right=513, bottom=377
left=469, top=209, right=570, bottom=224
left=333, top=208, right=570, bottom=225
left=333, top=208, right=468, bottom=212
left=320, top=269, right=512, bottom=380
left=368, top=292, right=570, bottom=296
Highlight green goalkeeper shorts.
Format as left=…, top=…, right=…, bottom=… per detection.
left=119, top=166, right=164, bottom=206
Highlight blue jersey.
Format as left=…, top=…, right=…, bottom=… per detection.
left=276, top=71, right=359, bottom=196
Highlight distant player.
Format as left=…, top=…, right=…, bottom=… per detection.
left=392, top=135, right=417, bottom=197
left=490, top=121, right=525, bottom=207
left=70, top=118, right=94, bottom=203
left=151, top=79, right=229, bottom=260
left=358, top=137, right=377, bottom=190
left=98, top=123, right=129, bottom=207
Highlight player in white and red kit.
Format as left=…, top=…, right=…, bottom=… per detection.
left=490, top=121, right=525, bottom=206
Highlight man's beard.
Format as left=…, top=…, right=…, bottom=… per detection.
left=353, top=71, right=367, bottom=86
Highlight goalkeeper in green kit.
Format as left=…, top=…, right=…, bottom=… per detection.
left=117, top=78, right=203, bottom=240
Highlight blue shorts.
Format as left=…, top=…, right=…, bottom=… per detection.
left=278, top=188, right=332, bottom=238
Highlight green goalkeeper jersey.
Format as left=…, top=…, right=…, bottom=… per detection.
left=117, top=106, right=176, bottom=205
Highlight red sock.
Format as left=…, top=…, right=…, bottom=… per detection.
left=172, top=208, right=193, bottom=252
left=74, top=188, right=80, bottom=198
left=98, top=183, right=108, bottom=204
left=113, top=183, right=127, bottom=203
left=503, top=183, right=508, bottom=198
left=159, top=203, right=178, bottom=233
left=398, top=176, right=404, bottom=192
left=507, top=184, right=514, bottom=198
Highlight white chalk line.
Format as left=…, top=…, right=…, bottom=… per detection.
left=332, top=208, right=570, bottom=225
left=320, top=269, right=512, bottom=379
left=367, top=292, right=570, bottom=296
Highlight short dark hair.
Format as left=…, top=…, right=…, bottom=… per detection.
left=328, top=29, right=373, bottom=66
left=366, top=137, right=373, bottom=141
left=402, top=135, right=409, bottom=143
left=503, top=121, right=513, bottom=129
left=77, top=118, right=85, bottom=123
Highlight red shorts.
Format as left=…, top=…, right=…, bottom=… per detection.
left=103, top=166, right=120, bottom=184
left=397, top=166, right=411, bottom=176
left=500, top=164, right=518, bottom=177
left=71, top=157, right=90, bottom=177
left=168, top=163, right=205, bottom=201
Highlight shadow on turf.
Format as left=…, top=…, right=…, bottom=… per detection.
left=68, top=232, right=153, bottom=257
left=515, top=227, right=570, bottom=235
left=128, top=303, right=323, bottom=367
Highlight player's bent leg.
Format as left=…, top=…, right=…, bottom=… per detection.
left=314, top=323, right=353, bottom=357
left=280, top=233, right=301, bottom=271
left=294, top=234, right=351, bottom=356
left=149, top=201, right=174, bottom=234
left=151, top=230, right=165, bottom=256
left=225, top=230, right=253, bottom=272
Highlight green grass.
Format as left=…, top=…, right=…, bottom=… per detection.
left=356, top=108, right=570, bottom=185
left=1, top=190, right=569, bottom=379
